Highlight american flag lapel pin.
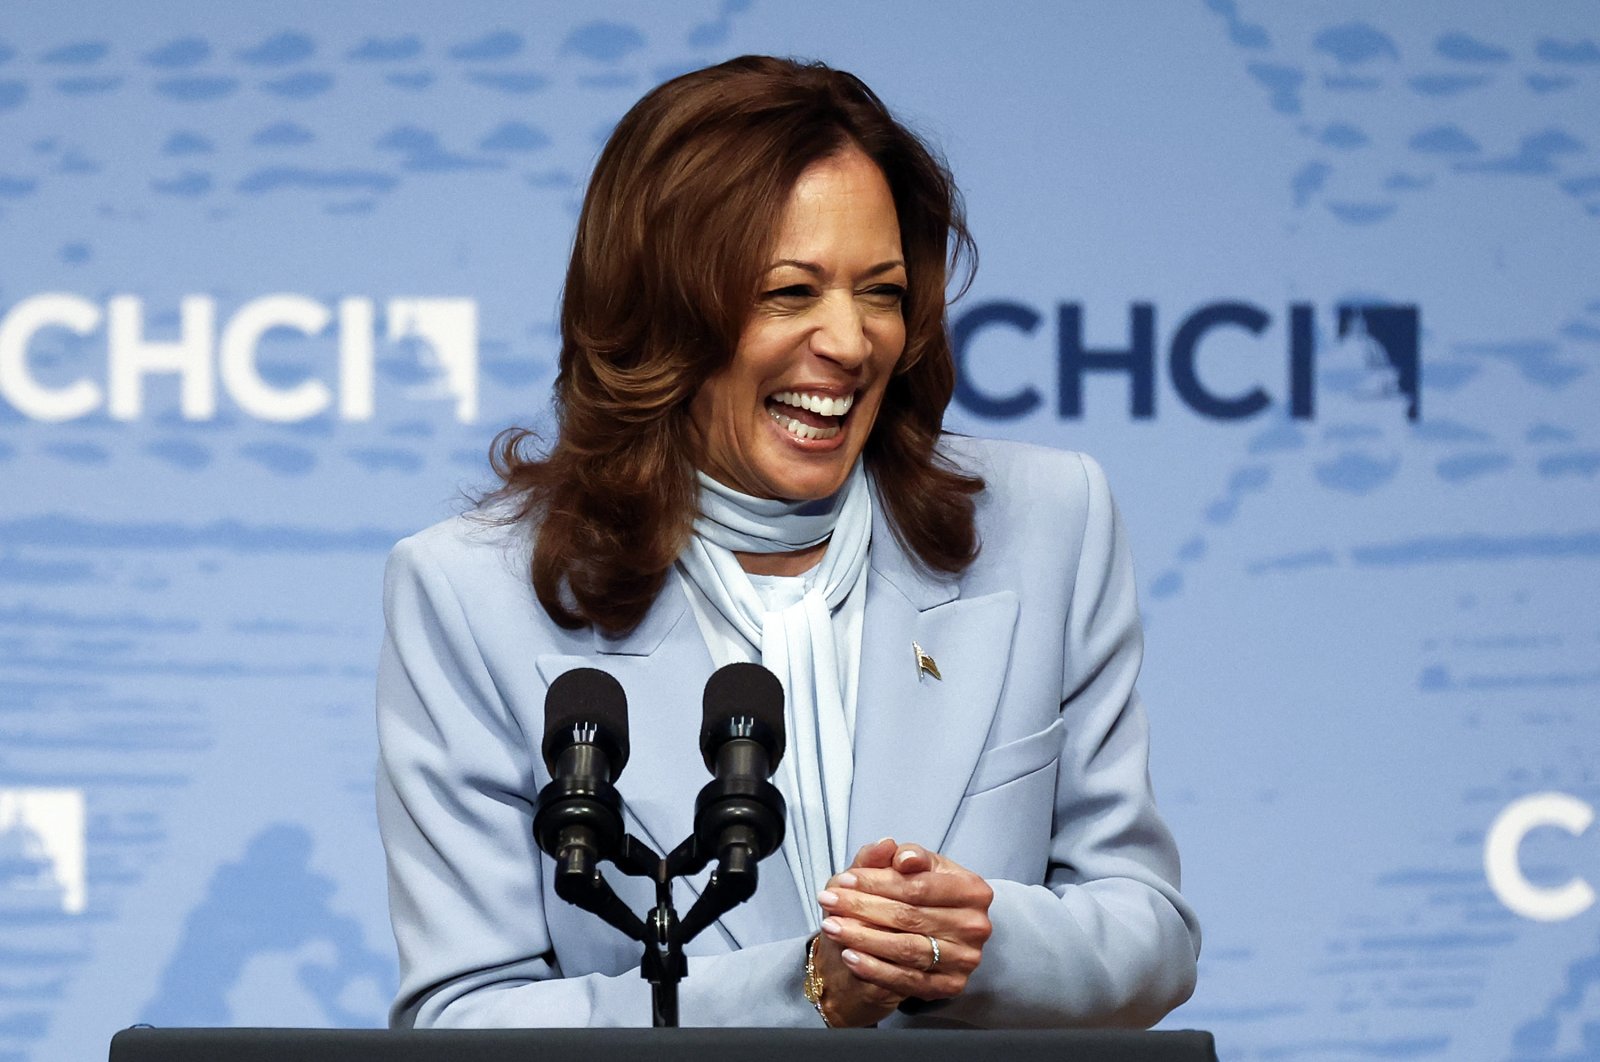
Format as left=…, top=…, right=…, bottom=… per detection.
left=912, top=641, right=941, bottom=681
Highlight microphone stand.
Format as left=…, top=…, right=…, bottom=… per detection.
left=549, top=830, right=764, bottom=1027
left=536, top=664, right=786, bottom=1028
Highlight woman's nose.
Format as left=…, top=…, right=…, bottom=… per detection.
left=809, top=295, right=871, bottom=365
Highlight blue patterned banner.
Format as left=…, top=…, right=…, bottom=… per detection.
left=1, top=3, right=1596, bottom=1059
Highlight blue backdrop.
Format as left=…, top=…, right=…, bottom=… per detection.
left=1, top=3, right=1597, bottom=1060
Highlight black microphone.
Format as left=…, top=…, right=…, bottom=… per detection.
left=693, top=663, right=787, bottom=874
left=532, top=668, right=630, bottom=882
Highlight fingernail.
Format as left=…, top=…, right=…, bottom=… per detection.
left=837, top=872, right=858, bottom=888
left=842, top=949, right=861, bottom=965
left=817, top=889, right=838, bottom=906
left=821, top=918, right=841, bottom=935
left=875, top=836, right=894, bottom=845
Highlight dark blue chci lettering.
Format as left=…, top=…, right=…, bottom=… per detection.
left=949, top=300, right=1420, bottom=421
left=1058, top=303, right=1156, bottom=419
left=1170, top=302, right=1270, bottom=419
left=1290, top=303, right=1315, bottom=419
left=951, top=301, right=1043, bottom=419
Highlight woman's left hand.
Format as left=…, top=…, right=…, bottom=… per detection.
left=817, top=842, right=994, bottom=1002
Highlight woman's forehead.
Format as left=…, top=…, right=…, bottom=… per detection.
left=766, top=150, right=903, bottom=266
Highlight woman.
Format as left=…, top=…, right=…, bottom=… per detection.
left=376, top=55, right=1199, bottom=1029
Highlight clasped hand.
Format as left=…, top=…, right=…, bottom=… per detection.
left=812, top=837, right=994, bottom=1027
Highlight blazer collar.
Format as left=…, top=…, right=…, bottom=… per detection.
left=588, top=578, right=687, bottom=656
left=864, top=492, right=961, bottom=612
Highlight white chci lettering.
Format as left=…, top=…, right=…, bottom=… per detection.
left=1484, top=791, right=1595, bottom=922
left=0, top=294, right=477, bottom=423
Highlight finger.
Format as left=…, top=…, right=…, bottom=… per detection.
left=850, top=836, right=898, bottom=870
left=830, top=867, right=996, bottom=912
left=837, top=945, right=968, bottom=1001
left=893, top=843, right=934, bottom=874
left=818, top=886, right=993, bottom=944
left=895, top=844, right=991, bottom=878
left=820, top=916, right=981, bottom=975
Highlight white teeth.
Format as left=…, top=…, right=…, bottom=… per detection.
left=771, top=390, right=855, bottom=418
left=767, top=406, right=842, bottom=441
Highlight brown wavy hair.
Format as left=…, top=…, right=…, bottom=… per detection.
left=488, top=55, right=983, bottom=634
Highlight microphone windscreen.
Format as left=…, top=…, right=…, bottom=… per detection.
left=541, top=667, right=630, bottom=775
left=700, top=662, right=786, bottom=766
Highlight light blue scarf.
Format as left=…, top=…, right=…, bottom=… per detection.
left=679, top=463, right=872, bottom=930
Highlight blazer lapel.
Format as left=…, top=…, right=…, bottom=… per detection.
left=536, top=579, right=810, bottom=950
left=847, top=513, right=1020, bottom=858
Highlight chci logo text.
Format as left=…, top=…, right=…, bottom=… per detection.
left=951, top=301, right=1420, bottom=422
left=0, top=294, right=478, bottom=423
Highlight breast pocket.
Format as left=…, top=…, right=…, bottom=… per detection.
left=964, top=719, right=1065, bottom=795
left=944, top=720, right=1064, bottom=883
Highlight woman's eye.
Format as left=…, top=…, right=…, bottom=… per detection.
left=762, top=285, right=816, bottom=301
left=865, top=284, right=906, bottom=305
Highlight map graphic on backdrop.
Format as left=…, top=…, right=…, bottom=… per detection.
left=1, top=3, right=1597, bottom=1060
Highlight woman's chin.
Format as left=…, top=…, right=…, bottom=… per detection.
left=751, top=454, right=857, bottom=502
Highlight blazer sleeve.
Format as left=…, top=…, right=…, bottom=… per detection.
left=899, top=451, right=1200, bottom=1028
left=376, top=531, right=825, bottom=1028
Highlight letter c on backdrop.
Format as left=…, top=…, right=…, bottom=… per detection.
left=1484, top=791, right=1595, bottom=922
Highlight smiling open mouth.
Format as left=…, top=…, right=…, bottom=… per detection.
left=765, top=390, right=855, bottom=441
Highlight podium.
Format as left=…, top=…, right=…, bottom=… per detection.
left=111, top=1027, right=1217, bottom=1062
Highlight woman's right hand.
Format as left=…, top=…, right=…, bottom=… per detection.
left=810, top=838, right=907, bottom=1026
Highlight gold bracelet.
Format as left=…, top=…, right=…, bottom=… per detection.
left=803, top=933, right=832, bottom=1027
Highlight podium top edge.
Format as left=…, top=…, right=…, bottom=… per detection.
left=110, top=1026, right=1218, bottom=1062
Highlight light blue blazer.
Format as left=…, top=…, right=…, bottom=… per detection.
left=376, top=437, right=1200, bottom=1029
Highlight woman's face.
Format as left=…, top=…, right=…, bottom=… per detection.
left=690, top=147, right=907, bottom=501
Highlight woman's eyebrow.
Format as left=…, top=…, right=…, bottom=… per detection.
left=764, top=258, right=907, bottom=276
